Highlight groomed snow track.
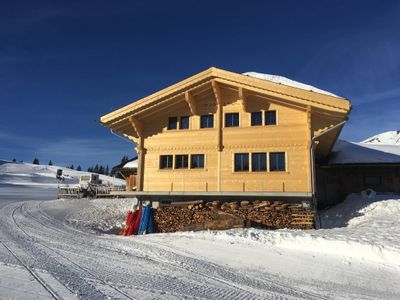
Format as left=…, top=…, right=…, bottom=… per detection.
left=0, top=200, right=329, bottom=300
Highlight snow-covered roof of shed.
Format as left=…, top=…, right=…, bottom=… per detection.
left=122, top=159, right=138, bottom=169
left=243, top=72, right=339, bottom=98
left=328, top=140, right=400, bottom=165
left=361, top=130, right=400, bottom=145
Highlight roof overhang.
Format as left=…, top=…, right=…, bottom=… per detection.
left=100, top=67, right=351, bottom=137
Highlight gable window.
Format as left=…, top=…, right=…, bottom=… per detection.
left=269, top=152, right=285, bottom=171
left=191, top=154, right=204, bottom=169
left=160, top=155, right=173, bottom=169
left=251, top=112, right=262, bottom=126
left=265, top=110, right=277, bottom=125
left=168, top=117, right=178, bottom=130
left=175, top=155, right=189, bottom=169
left=234, top=153, right=249, bottom=172
left=225, top=113, right=239, bottom=127
left=200, top=114, right=214, bottom=128
left=251, top=153, right=267, bottom=171
left=180, top=116, right=189, bottom=129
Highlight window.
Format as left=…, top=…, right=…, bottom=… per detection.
left=168, top=117, right=178, bottom=130
left=191, top=154, right=204, bottom=169
left=160, top=155, right=173, bottom=169
left=265, top=111, right=277, bottom=125
left=251, top=112, right=262, bottom=126
left=234, top=153, right=249, bottom=172
left=180, top=116, right=189, bottom=129
left=225, top=113, right=239, bottom=127
left=269, top=152, right=285, bottom=171
left=200, top=114, right=214, bottom=128
left=175, top=155, right=189, bottom=169
left=252, top=153, right=267, bottom=171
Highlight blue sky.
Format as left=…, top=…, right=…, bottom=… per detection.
left=1, top=0, right=399, bottom=169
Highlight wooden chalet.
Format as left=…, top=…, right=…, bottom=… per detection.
left=100, top=67, right=351, bottom=212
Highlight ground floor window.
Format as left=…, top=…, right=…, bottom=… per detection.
left=252, top=152, right=267, bottom=171
left=175, top=155, right=189, bottom=169
left=269, top=152, right=285, bottom=171
left=234, top=153, right=249, bottom=172
left=160, top=155, right=173, bottom=169
left=225, top=113, right=239, bottom=127
left=191, top=154, right=204, bottom=168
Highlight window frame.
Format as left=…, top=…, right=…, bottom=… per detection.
left=234, top=153, right=249, bottom=172
left=269, top=152, right=286, bottom=172
left=190, top=154, right=205, bottom=169
left=175, top=154, right=189, bottom=169
left=159, top=155, right=173, bottom=169
left=251, top=152, right=267, bottom=172
left=179, top=116, right=190, bottom=129
left=167, top=117, right=178, bottom=130
left=200, top=114, right=214, bottom=128
left=250, top=112, right=262, bottom=126
left=265, top=110, right=277, bottom=125
left=225, top=112, right=239, bottom=127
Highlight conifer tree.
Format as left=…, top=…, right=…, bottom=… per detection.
left=32, top=158, right=40, bottom=165
left=76, top=165, right=82, bottom=171
left=48, top=160, right=53, bottom=166
left=12, top=158, right=16, bottom=162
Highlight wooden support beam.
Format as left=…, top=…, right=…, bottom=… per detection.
left=128, top=116, right=143, bottom=138
left=128, top=116, right=145, bottom=192
left=184, top=91, right=198, bottom=115
left=238, top=87, right=248, bottom=111
left=211, top=80, right=222, bottom=106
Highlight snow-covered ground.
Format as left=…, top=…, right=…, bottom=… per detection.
left=1, top=161, right=400, bottom=299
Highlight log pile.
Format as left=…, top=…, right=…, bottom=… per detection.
left=154, top=200, right=314, bottom=233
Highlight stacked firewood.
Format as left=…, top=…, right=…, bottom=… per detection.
left=154, top=200, right=314, bottom=233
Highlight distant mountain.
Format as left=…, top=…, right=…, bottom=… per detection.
left=361, top=131, right=400, bottom=145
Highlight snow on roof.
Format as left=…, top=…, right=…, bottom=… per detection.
left=328, top=140, right=400, bottom=165
left=361, top=130, right=400, bottom=145
left=243, top=72, right=339, bottom=98
left=122, top=158, right=138, bottom=169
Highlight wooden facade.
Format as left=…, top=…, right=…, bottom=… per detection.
left=101, top=67, right=351, bottom=205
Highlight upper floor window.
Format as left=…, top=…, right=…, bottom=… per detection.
left=180, top=116, right=189, bottom=129
left=251, top=112, right=262, bottom=126
left=234, top=153, right=249, bottom=172
left=160, top=155, right=173, bottom=169
left=191, top=154, right=204, bottom=169
left=252, top=153, right=267, bottom=171
left=175, top=155, right=189, bottom=169
left=200, top=114, right=214, bottom=128
left=168, top=117, right=178, bottom=130
left=225, top=113, right=239, bottom=127
left=269, top=152, right=285, bottom=171
left=265, top=110, right=277, bottom=125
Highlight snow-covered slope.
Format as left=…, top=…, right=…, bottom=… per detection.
left=361, top=130, right=400, bottom=145
left=243, top=71, right=340, bottom=97
left=0, top=161, right=124, bottom=188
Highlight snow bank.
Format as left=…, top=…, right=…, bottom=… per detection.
left=243, top=71, right=340, bottom=97
left=41, top=197, right=137, bottom=234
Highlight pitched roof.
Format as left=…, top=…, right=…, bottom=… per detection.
left=100, top=67, right=351, bottom=127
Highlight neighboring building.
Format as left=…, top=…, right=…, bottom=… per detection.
left=318, top=137, right=400, bottom=208
left=100, top=67, right=351, bottom=207
left=112, top=157, right=138, bottom=191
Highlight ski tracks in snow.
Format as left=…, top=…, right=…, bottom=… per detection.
left=0, top=200, right=330, bottom=299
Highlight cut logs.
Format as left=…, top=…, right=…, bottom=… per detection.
left=153, top=200, right=314, bottom=233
